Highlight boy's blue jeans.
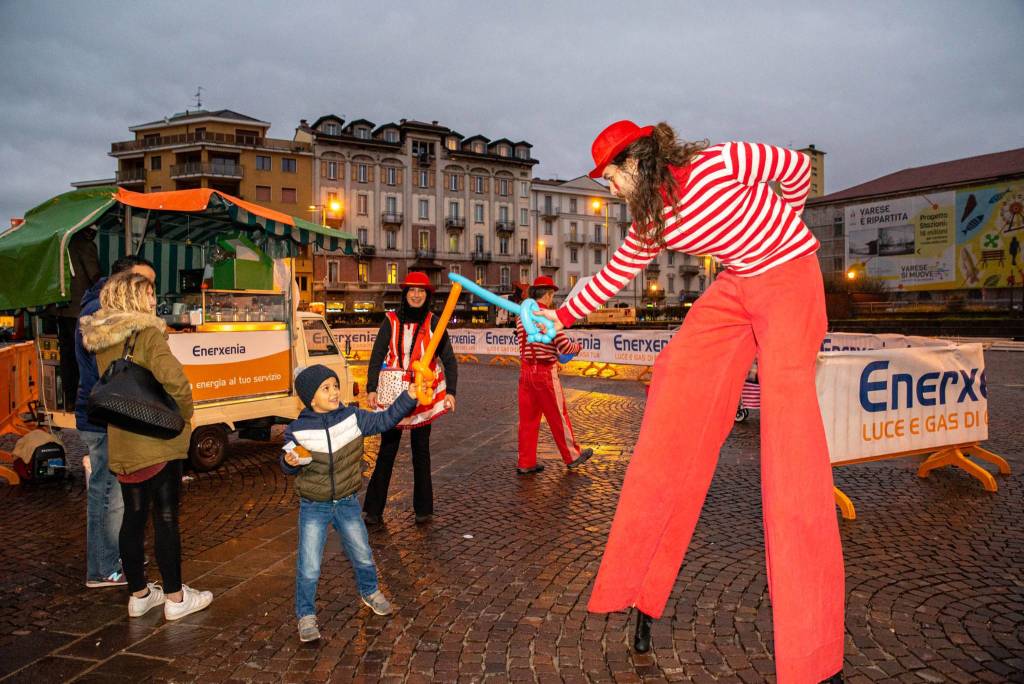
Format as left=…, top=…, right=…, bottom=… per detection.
left=80, top=431, right=124, bottom=580
left=295, top=494, right=379, bottom=619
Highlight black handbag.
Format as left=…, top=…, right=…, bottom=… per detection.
left=86, top=332, right=186, bottom=439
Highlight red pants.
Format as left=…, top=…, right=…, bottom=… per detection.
left=518, top=363, right=582, bottom=468
left=588, top=255, right=845, bottom=683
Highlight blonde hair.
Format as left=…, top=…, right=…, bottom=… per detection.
left=99, top=271, right=155, bottom=313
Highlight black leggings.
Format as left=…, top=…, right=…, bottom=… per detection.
left=118, top=460, right=182, bottom=594
left=363, top=425, right=432, bottom=517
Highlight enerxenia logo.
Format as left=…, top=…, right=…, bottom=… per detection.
left=858, top=361, right=986, bottom=413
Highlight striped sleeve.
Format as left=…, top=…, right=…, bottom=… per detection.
left=557, top=227, right=660, bottom=326
left=553, top=331, right=580, bottom=355
left=724, top=142, right=812, bottom=216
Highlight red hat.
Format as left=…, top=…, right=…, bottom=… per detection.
left=531, top=275, right=557, bottom=290
left=400, top=271, right=434, bottom=292
left=588, top=120, right=655, bottom=178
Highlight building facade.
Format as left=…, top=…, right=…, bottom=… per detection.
left=532, top=177, right=713, bottom=310
left=804, top=147, right=1024, bottom=301
left=296, top=116, right=537, bottom=316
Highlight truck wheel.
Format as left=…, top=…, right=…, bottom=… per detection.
left=189, top=426, right=229, bottom=472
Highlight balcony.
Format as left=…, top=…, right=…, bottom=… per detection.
left=471, top=250, right=492, bottom=262
left=588, top=236, right=607, bottom=246
left=518, top=253, right=533, bottom=264
left=381, top=212, right=403, bottom=229
left=170, top=162, right=243, bottom=180
left=497, top=283, right=514, bottom=294
left=565, top=233, right=584, bottom=246
left=678, top=263, right=699, bottom=276
left=540, top=206, right=560, bottom=220
left=111, top=132, right=312, bottom=154
left=358, top=244, right=376, bottom=257
left=540, top=258, right=561, bottom=270
left=116, top=168, right=146, bottom=185
left=445, top=216, right=465, bottom=231
left=645, top=262, right=661, bottom=273
left=415, top=248, right=437, bottom=260
left=495, top=219, right=515, bottom=235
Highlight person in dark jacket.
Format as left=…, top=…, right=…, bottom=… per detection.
left=363, top=272, right=458, bottom=525
left=281, top=364, right=419, bottom=643
left=55, top=227, right=102, bottom=409
left=76, top=255, right=156, bottom=588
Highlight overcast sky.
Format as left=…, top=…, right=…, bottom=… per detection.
left=1, top=0, right=1021, bottom=226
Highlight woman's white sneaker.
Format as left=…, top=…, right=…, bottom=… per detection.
left=163, top=585, right=213, bottom=621
left=127, top=583, right=166, bottom=617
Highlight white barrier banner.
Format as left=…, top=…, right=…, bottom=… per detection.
left=820, top=331, right=950, bottom=352
left=816, top=343, right=988, bottom=464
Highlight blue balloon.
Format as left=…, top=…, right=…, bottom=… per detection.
left=448, top=272, right=555, bottom=343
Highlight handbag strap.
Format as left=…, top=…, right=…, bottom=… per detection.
left=122, top=331, right=139, bottom=361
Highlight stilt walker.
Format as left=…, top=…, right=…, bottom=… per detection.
left=538, top=121, right=846, bottom=683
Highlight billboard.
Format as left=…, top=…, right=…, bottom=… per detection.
left=845, top=179, right=1024, bottom=290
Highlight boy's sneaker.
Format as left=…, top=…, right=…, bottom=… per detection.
left=86, top=570, right=128, bottom=588
left=127, top=583, right=166, bottom=617
left=164, top=585, right=213, bottom=621
left=298, top=615, right=321, bottom=642
left=566, top=448, right=595, bottom=470
left=360, top=590, right=394, bottom=616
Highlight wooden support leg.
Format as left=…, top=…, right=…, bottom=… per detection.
left=834, top=486, right=856, bottom=521
left=918, top=446, right=998, bottom=492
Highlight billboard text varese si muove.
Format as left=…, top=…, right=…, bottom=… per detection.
left=168, top=331, right=291, bottom=402
left=845, top=179, right=1024, bottom=290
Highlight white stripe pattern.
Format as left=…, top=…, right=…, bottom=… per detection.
left=292, top=413, right=362, bottom=453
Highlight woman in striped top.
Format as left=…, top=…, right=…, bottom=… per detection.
left=540, top=121, right=844, bottom=683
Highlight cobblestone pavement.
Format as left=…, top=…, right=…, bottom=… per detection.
left=0, top=353, right=1021, bottom=683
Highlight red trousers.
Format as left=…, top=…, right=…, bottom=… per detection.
left=588, top=255, right=845, bottom=683
left=518, top=362, right=582, bottom=468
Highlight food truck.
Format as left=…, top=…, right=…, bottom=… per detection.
left=0, top=186, right=359, bottom=471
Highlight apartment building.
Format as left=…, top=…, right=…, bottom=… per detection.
left=532, top=177, right=713, bottom=309
left=295, top=116, right=537, bottom=314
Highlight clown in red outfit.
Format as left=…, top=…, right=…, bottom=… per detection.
left=515, top=276, right=595, bottom=475
left=538, top=122, right=845, bottom=683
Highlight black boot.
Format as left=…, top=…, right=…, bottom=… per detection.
left=633, top=609, right=653, bottom=653
left=821, top=673, right=844, bottom=684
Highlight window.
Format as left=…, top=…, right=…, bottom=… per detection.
left=520, top=267, right=529, bottom=282
left=358, top=262, right=368, bottom=283
left=322, top=122, right=341, bottom=136
left=446, top=137, right=458, bottom=151
left=357, top=194, right=368, bottom=215
left=448, top=234, right=459, bottom=253
left=520, top=238, right=528, bottom=254
left=357, top=164, right=368, bottom=183
left=326, top=160, right=338, bottom=180
left=500, top=266, right=510, bottom=286
left=544, top=221, right=553, bottom=236
left=328, top=261, right=339, bottom=283
left=449, top=174, right=459, bottom=191
left=474, top=234, right=484, bottom=252
left=545, top=247, right=552, bottom=263
left=150, top=155, right=162, bottom=171
left=475, top=265, right=486, bottom=284
left=520, top=208, right=528, bottom=226
left=516, top=148, right=529, bottom=160
left=474, top=203, right=484, bottom=224
left=358, top=228, right=368, bottom=244
left=419, top=231, right=430, bottom=251
left=520, top=181, right=528, bottom=198
left=473, top=142, right=484, bottom=154
left=296, top=276, right=308, bottom=291
left=499, top=146, right=510, bottom=158
left=282, top=158, right=297, bottom=173
left=384, top=129, right=399, bottom=143
left=411, top=141, right=435, bottom=159
left=449, top=201, right=459, bottom=218
left=474, top=176, right=484, bottom=193
left=543, top=195, right=553, bottom=213
left=419, top=199, right=429, bottom=220
left=449, top=264, right=461, bottom=275
left=499, top=179, right=509, bottom=196
left=499, top=206, right=509, bottom=222
left=387, top=263, right=398, bottom=284
left=499, top=237, right=509, bottom=255
left=620, top=224, right=628, bottom=241
left=302, top=319, right=339, bottom=357
left=594, top=224, right=603, bottom=242
left=281, top=187, right=297, bottom=203
left=385, top=167, right=397, bottom=186
left=255, top=185, right=271, bottom=201
left=569, top=198, right=577, bottom=213
left=594, top=249, right=603, bottom=265
left=385, top=196, right=397, bottom=214
left=386, top=231, right=397, bottom=250
left=570, top=248, right=578, bottom=264
left=569, top=222, right=578, bottom=240
left=668, top=275, right=675, bottom=293
left=667, top=251, right=675, bottom=265
left=356, top=128, right=370, bottom=140
left=568, top=274, right=578, bottom=288
left=419, top=170, right=428, bottom=188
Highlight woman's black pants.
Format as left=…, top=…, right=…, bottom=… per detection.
left=363, top=425, right=432, bottom=517
left=118, top=460, right=182, bottom=594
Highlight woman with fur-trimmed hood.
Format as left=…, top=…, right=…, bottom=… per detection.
left=80, top=271, right=212, bottom=622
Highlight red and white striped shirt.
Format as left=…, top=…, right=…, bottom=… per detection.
left=558, top=142, right=817, bottom=326
left=517, top=310, right=581, bottom=364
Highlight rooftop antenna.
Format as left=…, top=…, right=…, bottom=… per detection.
left=194, top=86, right=204, bottom=109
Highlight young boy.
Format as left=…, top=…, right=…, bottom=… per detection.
left=281, top=364, right=418, bottom=642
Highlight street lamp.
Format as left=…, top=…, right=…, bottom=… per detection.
left=307, top=199, right=345, bottom=315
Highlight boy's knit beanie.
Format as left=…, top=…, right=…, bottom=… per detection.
left=294, top=364, right=339, bottom=409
